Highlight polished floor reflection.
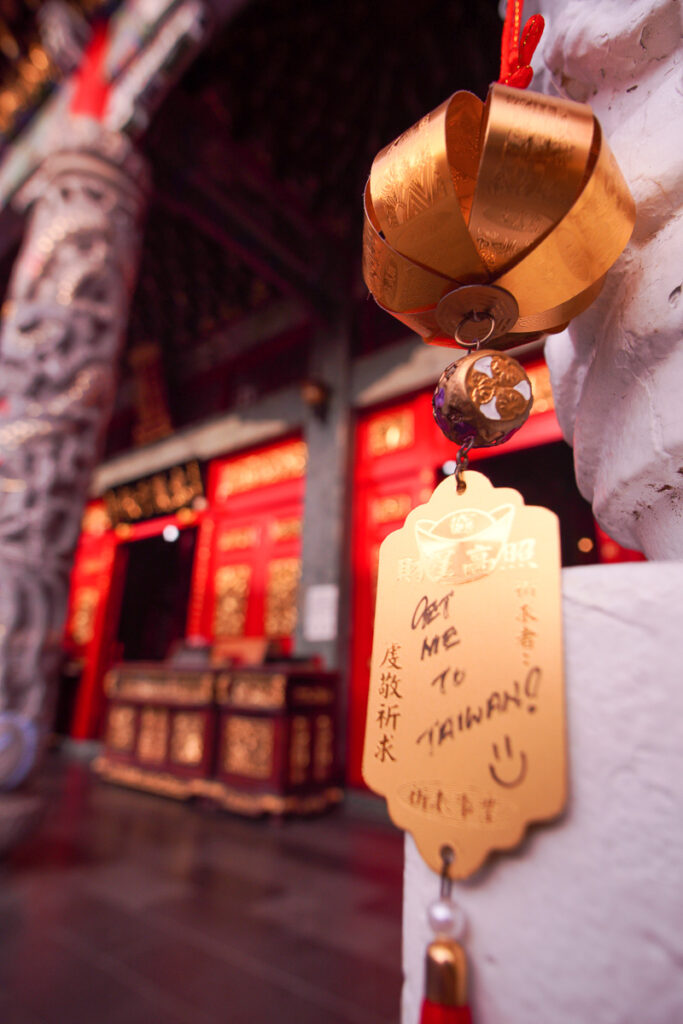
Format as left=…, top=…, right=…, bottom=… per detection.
left=0, top=755, right=403, bottom=1024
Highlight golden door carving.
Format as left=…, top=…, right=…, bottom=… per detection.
left=368, top=410, right=415, bottom=456
left=265, top=557, right=301, bottom=637
left=216, top=441, right=307, bottom=500
left=214, top=564, right=252, bottom=636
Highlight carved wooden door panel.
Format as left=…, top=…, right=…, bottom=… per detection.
left=190, top=438, right=306, bottom=652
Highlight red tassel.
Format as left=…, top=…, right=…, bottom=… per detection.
left=420, top=999, right=473, bottom=1024
left=498, top=0, right=545, bottom=89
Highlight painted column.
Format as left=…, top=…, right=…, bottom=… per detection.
left=401, top=1, right=683, bottom=1021
left=0, top=131, right=147, bottom=849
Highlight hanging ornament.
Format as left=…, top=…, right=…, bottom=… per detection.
left=361, top=3, right=637, bottom=1019
left=362, top=7, right=635, bottom=350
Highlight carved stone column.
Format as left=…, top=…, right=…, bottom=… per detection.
left=0, top=129, right=147, bottom=850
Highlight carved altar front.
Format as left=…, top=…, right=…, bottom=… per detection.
left=94, top=661, right=341, bottom=815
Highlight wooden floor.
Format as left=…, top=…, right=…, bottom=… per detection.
left=0, top=754, right=403, bottom=1024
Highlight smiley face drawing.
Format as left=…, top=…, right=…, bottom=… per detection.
left=489, top=735, right=528, bottom=788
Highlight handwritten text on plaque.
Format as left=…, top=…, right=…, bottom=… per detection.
left=363, top=470, right=566, bottom=878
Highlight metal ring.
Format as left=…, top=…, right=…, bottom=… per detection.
left=453, top=312, right=496, bottom=349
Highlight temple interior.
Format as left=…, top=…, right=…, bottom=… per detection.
left=0, top=1, right=650, bottom=1021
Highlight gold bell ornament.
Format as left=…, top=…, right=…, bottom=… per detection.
left=362, top=0, right=635, bottom=463
left=360, top=1, right=637, bottom=1020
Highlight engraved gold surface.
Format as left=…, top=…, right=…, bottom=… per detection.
left=436, top=350, right=533, bottom=447
left=469, top=84, right=595, bottom=274
left=217, top=525, right=259, bottom=551
left=289, top=716, right=311, bottom=785
left=214, top=564, right=251, bottom=637
left=291, top=685, right=334, bottom=706
left=363, top=83, right=635, bottom=347
left=105, top=460, right=203, bottom=526
left=227, top=673, right=287, bottom=709
left=104, top=670, right=214, bottom=705
left=70, top=586, right=99, bottom=646
left=269, top=517, right=302, bottom=542
left=313, top=714, right=334, bottom=782
left=170, top=712, right=205, bottom=766
left=363, top=471, right=566, bottom=878
left=223, top=716, right=274, bottom=780
left=371, top=494, right=412, bottom=525
left=265, top=557, right=301, bottom=637
left=137, top=707, right=169, bottom=764
left=216, top=441, right=307, bottom=501
left=106, top=705, right=135, bottom=753
left=467, top=354, right=530, bottom=420
left=368, top=411, right=415, bottom=457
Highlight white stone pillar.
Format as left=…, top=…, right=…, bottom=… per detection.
left=402, top=1, right=683, bottom=1020
left=0, top=130, right=147, bottom=849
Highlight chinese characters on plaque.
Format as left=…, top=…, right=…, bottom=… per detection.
left=363, top=470, right=566, bottom=878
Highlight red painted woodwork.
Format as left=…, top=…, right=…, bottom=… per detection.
left=190, top=437, right=305, bottom=647
left=67, top=437, right=305, bottom=740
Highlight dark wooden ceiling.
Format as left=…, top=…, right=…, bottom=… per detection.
left=0, top=0, right=503, bottom=454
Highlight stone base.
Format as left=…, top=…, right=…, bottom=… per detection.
left=402, top=561, right=683, bottom=1024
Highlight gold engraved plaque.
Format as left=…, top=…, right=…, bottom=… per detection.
left=363, top=470, right=566, bottom=878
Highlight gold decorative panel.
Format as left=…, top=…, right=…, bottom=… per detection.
left=269, top=517, right=302, bottom=542
left=70, top=586, right=99, bottom=646
left=217, top=525, right=259, bottom=551
left=528, top=363, right=555, bottom=415
left=265, top=558, right=301, bottom=637
left=291, top=685, right=334, bottom=706
left=289, top=716, right=311, bottom=785
left=104, top=669, right=214, bottom=705
left=229, top=673, right=287, bottom=709
left=105, top=460, right=203, bottom=526
left=313, top=715, right=335, bottom=782
left=170, top=712, right=205, bottom=766
left=106, top=705, right=136, bottom=754
left=371, top=494, right=412, bottom=524
left=223, top=716, right=274, bottom=780
left=214, top=564, right=252, bottom=636
left=137, top=707, right=169, bottom=764
left=368, top=411, right=414, bottom=456
left=216, top=441, right=307, bottom=501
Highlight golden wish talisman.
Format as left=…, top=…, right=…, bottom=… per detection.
left=361, top=5, right=636, bottom=1021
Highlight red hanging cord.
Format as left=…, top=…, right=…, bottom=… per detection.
left=70, top=20, right=112, bottom=120
left=498, top=0, right=545, bottom=90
